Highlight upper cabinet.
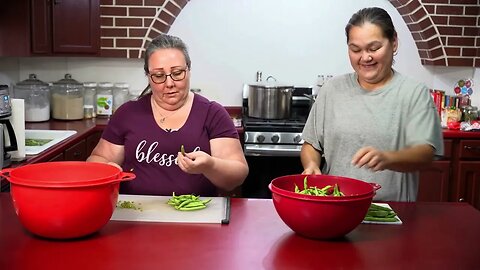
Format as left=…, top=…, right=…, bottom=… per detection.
left=0, top=0, right=100, bottom=57
left=31, top=0, right=100, bottom=55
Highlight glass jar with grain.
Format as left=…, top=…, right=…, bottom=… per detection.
left=51, top=74, right=85, bottom=120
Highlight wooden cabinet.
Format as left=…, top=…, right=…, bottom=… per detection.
left=31, top=0, right=100, bottom=55
left=452, top=140, right=480, bottom=210
left=419, top=137, right=480, bottom=210
left=0, top=1, right=31, bottom=56
left=418, top=160, right=451, bottom=202
left=418, top=140, right=452, bottom=202
left=0, top=0, right=100, bottom=56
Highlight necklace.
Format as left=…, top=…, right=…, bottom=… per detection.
left=154, top=94, right=189, bottom=124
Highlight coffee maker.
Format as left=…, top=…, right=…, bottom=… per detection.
left=0, top=85, right=18, bottom=168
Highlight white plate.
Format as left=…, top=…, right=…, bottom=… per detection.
left=25, top=130, right=77, bottom=155
left=361, top=203, right=403, bottom=225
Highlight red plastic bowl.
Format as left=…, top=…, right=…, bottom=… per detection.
left=269, top=174, right=381, bottom=240
left=1, top=161, right=135, bottom=239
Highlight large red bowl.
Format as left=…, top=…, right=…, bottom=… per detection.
left=1, top=161, right=135, bottom=239
left=269, top=174, right=380, bottom=240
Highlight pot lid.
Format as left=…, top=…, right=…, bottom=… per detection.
left=52, top=73, right=83, bottom=87
left=249, top=82, right=294, bottom=88
left=16, top=74, right=49, bottom=87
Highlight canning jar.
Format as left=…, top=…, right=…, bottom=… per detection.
left=83, top=82, right=97, bottom=118
left=14, top=74, right=50, bottom=122
left=96, top=82, right=113, bottom=118
left=51, top=74, right=85, bottom=120
left=113, top=82, right=130, bottom=112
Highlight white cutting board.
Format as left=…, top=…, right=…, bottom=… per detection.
left=111, top=194, right=229, bottom=224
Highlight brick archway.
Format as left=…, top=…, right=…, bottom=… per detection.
left=100, top=0, right=479, bottom=67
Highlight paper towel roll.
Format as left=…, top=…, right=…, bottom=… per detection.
left=9, top=98, right=25, bottom=160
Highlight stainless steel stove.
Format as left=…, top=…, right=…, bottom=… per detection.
left=242, top=87, right=311, bottom=157
left=241, top=87, right=312, bottom=198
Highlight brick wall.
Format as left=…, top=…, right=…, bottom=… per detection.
left=100, top=0, right=479, bottom=67
left=389, top=0, right=479, bottom=67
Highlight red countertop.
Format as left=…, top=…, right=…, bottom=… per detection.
left=0, top=194, right=479, bottom=269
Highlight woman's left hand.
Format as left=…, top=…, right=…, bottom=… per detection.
left=177, top=150, right=213, bottom=174
left=351, top=146, right=389, bottom=172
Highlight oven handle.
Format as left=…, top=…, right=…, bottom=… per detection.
left=244, top=145, right=301, bottom=157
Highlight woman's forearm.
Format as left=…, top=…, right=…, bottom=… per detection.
left=203, top=158, right=249, bottom=191
left=384, top=144, right=435, bottom=172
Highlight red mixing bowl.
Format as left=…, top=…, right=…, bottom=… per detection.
left=1, top=161, right=135, bottom=239
left=269, top=174, right=381, bottom=240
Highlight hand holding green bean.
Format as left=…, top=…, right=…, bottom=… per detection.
left=167, top=192, right=212, bottom=211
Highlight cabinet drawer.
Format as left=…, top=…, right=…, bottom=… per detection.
left=64, top=140, right=87, bottom=161
left=459, top=140, right=480, bottom=159
left=443, top=139, right=452, bottom=158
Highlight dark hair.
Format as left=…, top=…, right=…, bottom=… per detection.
left=139, top=34, right=192, bottom=97
left=345, top=7, right=397, bottom=43
left=143, top=34, right=191, bottom=74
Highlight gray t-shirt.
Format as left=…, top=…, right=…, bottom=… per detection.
left=302, top=70, right=444, bottom=202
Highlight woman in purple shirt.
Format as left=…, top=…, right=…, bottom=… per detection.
left=87, top=34, right=249, bottom=196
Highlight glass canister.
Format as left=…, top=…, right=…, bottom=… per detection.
left=96, top=82, right=113, bottom=118
left=83, top=82, right=97, bottom=119
left=51, top=74, right=85, bottom=120
left=113, top=82, right=130, bottom=112
left=13, top=74, right=50, bottom=122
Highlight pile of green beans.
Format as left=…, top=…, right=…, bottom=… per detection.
left=167, top=193, right=212, bottom=211
left=364, top=203, right=399, bottom=222
left=116, top=200, right=143, bottom=211
left=294, top=176, right=344, bottom=197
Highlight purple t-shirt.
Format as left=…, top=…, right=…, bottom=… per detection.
left=102, top=93, right=239, bottom=196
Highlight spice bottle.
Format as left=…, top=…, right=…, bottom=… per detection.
left=51, top=74, right=84, bottom=120
left=83, top=82, right=97, bottom=119
left=96, top=82, right=113, bottom=118
left=113, top=82, right=130, bottom=113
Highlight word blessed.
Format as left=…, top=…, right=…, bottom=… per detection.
left=135, top=140, right=200, bottom=167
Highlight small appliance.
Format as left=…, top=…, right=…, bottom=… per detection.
left=0, top=84, right=18, bottom=168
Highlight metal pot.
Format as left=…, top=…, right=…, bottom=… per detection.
left=248, top=82, right=294, bottom=119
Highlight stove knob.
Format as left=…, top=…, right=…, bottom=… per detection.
left=271, top=134, right=280, bottom=143
left=256, top=134, right=265, bottom=143
left=293, top=134, right=302, bottom=143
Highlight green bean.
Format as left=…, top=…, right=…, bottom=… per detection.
left=294, top=176, right=344, bottom=197
left=364, top=216, right=399, bottom=222
left=180, top=145, right=186, bottom=156
left=167, top=192, right=211, bottom=211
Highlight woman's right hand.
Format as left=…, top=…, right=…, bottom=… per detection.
left=302, top=166, right=322, bottom=175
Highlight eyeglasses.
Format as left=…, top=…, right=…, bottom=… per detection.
left=149, top=69, right=188, bottom=84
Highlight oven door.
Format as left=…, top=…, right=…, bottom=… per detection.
left=241, top=144, right=304, bottom=198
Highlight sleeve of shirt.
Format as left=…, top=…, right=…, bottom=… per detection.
left=405, top=84, right=444, bottom=156
left=302, top=85, right=327, bottom=153
left=205, top=101, right=239, bottom=139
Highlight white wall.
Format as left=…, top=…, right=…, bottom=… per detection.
left=0, top=0, right=478, bottom=106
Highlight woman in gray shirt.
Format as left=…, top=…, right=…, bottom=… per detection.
left=301, top=7, right=443, bottom=202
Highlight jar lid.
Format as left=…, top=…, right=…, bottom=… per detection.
left=114, top=82, right=129, bottom=88
left=16, top=74, right=49, bottom=87
left=98, top=82, right=114, bottom=88
left=83, top=82, right=97, bottom=87
left=52, top=74, right=83, bottom=87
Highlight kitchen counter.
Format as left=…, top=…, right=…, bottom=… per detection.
left=0, top=194, right=479, bottom=269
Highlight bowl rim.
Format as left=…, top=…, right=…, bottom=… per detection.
left=269, top=183, right=375, bottom=202
left=269, top=174, right=379, bottom=201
